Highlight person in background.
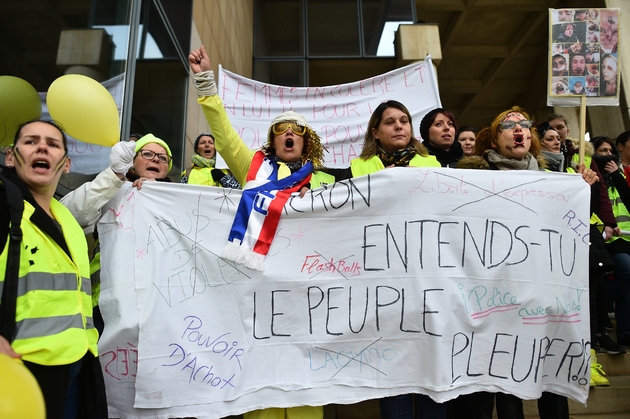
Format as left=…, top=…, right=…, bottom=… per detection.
left=181, top=132, right=240, bottom=188
left=456, top=126, right=477, bottom=157
left=128, top=133, right=143, bottom=142
left=616, top=131, right=630, bottom=186
left=190, top=44, right=334, bottom=419
left=0, top=120, right=105, bottom=419
left=539, top=127, right=624, bottom=358
left=593, top=136, right=630, bottom=350
left=419, top=108, right=462, bottom=167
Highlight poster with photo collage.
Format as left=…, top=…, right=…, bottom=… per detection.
left=548, top=8, right=620, bottom=106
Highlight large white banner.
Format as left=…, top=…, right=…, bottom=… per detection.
left=98, top=168, right=591, bottom=419
left=217, top=59, right=441, bottom=168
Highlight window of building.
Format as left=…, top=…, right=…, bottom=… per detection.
left=253, top=0, right=415, bottom=86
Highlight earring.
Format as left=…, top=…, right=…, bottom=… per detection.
left=6, top=163, right=13, bottom=168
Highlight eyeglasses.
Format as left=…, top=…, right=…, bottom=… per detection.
left=138, top=149, right=171, bottom=164
left=272, top=122, right=306, bottom=136
left=499, top=120, right=533, bottom=130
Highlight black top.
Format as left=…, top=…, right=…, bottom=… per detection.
left=0, top=168, right=71, bottom=257
left=422, top=140, right=463, bottom=167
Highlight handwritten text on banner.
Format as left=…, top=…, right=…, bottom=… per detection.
left=98, top=168, right=591, bottom=419
left=217, top=59, right=441, bottom=168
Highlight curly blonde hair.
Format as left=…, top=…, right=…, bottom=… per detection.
left=261, top=111, right=327, bottom=170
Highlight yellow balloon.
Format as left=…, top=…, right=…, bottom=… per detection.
left=0, top=76, right=42, bottom=146
left=47, top=74, right=120, bottom=146
left=0, top=354, right=45, bottom=419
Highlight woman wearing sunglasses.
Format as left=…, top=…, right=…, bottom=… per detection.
left=188, top=46, right=333, bottom=193
left=188, top=45, right=333, bottom=419
left=452, top=107, right=597, bottom=419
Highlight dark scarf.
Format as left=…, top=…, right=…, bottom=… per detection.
left=0, top=167, right=71, bottom=258
left=275, top=158, right=303, bottom=173
left=422, top=140, right=463, bottom=167
left=592, top=154, right=617, bottom=188
left=378, top=145, right=418, bottom=167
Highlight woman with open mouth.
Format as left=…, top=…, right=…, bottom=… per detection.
left=189, top=44, right=335, bottom=419
left=62, top=133, right=174, bottom=233
left=0, top=119, right=106, bottom=418
left=452, top=107, right=598, bottom=419
left=180, top=132, right=240, bottom=188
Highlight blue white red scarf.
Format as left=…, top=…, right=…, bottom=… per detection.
left=221, top=151, right=313, bottom=271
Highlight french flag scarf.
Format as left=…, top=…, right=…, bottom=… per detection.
left=221, top=150, right=313, bottom=271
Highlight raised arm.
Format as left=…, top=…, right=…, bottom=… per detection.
left=189, top=46, right=254, bottom=185
left=60, top=141, right=133, bottom=233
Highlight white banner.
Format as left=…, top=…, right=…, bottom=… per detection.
left=217, top=59, right=441, bottom=168
left=98, top=168, right=591, bottom=419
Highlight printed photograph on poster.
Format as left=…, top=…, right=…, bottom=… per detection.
left=547, top=8, right=620, bottom=106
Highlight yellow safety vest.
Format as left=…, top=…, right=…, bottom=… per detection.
left=0, top=199, right=98, bottom=365
left=571, top=154, right=592, bottom=169
left=182, top=166, right=224, bottom=187
left=271, top=163, right=335, bottom=188
left=607, top=171, right=630, bottom=244
left=350, top=154, right=441, bottom=176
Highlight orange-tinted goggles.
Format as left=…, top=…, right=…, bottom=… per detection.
left=272, top=121, right=307, bottom=136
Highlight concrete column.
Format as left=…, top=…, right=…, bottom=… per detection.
left=394, top=24, right=442, bottom=94
left=395, top=24, right=442, bottom=67
left=552, top=106, right=580, bottom=139
left=588, top=105, right=626, bottom=138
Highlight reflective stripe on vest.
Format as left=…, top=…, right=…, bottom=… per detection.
left=90, top=239, right=101, bottom=307
left=0, top=198, right=98, bottom=365
left=351, top=154, right=441, bottom=176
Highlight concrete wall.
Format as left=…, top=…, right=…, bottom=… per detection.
left=184, top=0, right=254, bottom=165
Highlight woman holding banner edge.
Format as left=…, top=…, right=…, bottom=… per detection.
left=189, top=44, right=334, bottom=419
left=453, top=107, right=598, bottom=419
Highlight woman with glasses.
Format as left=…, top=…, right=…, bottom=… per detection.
left=61, top=134, right=173, bottom=233
left=189, top=45, right=334, bottom=419
left=452, top=107, right=597, bottom=419
left=60, top=134, right=173, bottom=354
